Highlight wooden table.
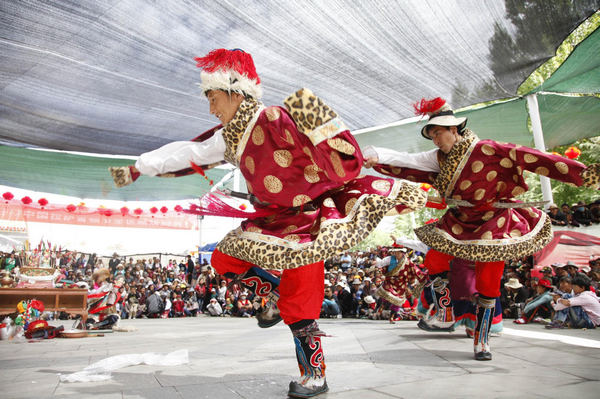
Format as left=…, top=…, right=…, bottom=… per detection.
left=0, top=288, right=88, bottom=324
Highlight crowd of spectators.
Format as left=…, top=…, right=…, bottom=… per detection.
left=2, top=241, right=599, bottom=329
left=547, top=199, right=600, bottom=227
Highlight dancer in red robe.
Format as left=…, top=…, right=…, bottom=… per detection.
left=364, top=97, right=599, bottom=361
left=111, top=49, right=427, bottom=397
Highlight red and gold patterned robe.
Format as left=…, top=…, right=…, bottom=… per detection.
left=136, top=89, right=427, bottom=270
left=373, top=130, right=599, bottom=262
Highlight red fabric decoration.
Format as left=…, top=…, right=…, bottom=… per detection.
left=160, top=206, right=168, bottom=214
left=174, top=205, right=183, bottom=212
left=100, top=209, right=113, bottom=217
left=194, top=48, right=261, bottom=84
left=66, top=204, right=76, bottom=212
left=2, top=192, right=14, bottom=201
left=38, top=198, right=48, bottom=206
left=425, top=218, right=439, bottom=225
left=29, top=299, right=45, bottom=312
left=185, top=192, right=280, bottom=219
left=413, top=97, right=446, bottom=116
left=426, top=198, right=447, bottom=210
left=120, top=206, right=129, bottom=215
left=134, top=208, right=143, bottom=215
left=564, top=146, right=581, bottom=159
left=21, top=196, right=32, bottom=204
left=420, top=183, right=432, bottom=192
left=190, top=162, right=206, bottom=176
left=150, top=207, right=158, bottom=214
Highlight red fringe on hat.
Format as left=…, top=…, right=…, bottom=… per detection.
left=184, top=191, right=280, bottom=219
left=194, top=49, right=260, bottom=83
left=413, top=97, right=446, bottom=116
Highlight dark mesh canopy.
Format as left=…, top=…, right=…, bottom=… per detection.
left=0, top=1, right=599, bottom=200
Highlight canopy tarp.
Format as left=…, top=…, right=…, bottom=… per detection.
left=534, top=230, right=600, bottom=268
left=0, top=1, right=599, bottom=200
left=0, top=145, right=229, bottom=201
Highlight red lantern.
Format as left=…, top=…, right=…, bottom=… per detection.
left=420, top=183, right=432, bottom=192
left=66, top=204, right=76, bottom=212
left=174, top=205, right=183, bottom=212
left=150, top=207, right=158, bottom=214
left=160, top=206, right=168, bottom=214
left=564, top=146, right=581, bottom=159
left=120, top=206, right=129, bottom=215
left=21, top=196, right=32, bottom=204
left=239, top=203, right=247, bottom=210
left=134, top=208, right=143, bottom=215
left=38, top=198, right=48, bottom=207
left=2, top=192, right=14, bottom=201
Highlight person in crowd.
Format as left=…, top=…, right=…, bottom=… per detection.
left=186, top=255, right=195, bottom=285
left=321, top=285, right=341, bottom=318
left=514, top=278, right=554, bottom=324
left=206, top=297, right=223, bottom=317
left=110, top=48, right=427, bottom=397
left=547, top=203, right=568, bottom=226
left=340, top=252, right=352, bottom=272
left=501, top=277, right=529, bottom=319
left=334, top=281, right=353, bottom=317
left=560, top=203, right=580, bottom=227
left=548, top=274, right=600, bottom=329
left=127, top=286, right=139, bottom=319
left=108, top=253, right=120, bottom=275
left=236, top=292, right=253, bottom=317
left=572, top=201, right=593, bottom=226
left=364, top=96, right=600, bottom=361
left=171, top=294, right=186, bottom=317
left=146, top=289, right=164, bottom=318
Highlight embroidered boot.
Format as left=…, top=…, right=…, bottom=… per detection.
left=231, top=267, right=282, bottom=328
left=288, top=320, right=328, bottom=398
left=474, top=295, right=495, bottom=361
left=417, top=273, right=455, bottom=332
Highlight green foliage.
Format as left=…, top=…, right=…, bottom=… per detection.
left=519, top=11, right=600, bottom=95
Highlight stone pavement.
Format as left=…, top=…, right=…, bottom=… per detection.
left=1, top=316, right=599, bottom=399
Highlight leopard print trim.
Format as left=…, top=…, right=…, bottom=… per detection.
left=434, top=130, right=478, bottom=197
left=222, top=98, right=263, bottom=165
left=581, top=163, right=600, bottom=189
left=393, top=180, right=428, bottom=211
left=284, top=88, right=338, bottom=137
left=215, top=179, right=427, bottom=270
left=217, top=193, right=397, bottom=270
left=414, top=212, right=553, bottom=262
left=376, top=286, right=406, bottom=306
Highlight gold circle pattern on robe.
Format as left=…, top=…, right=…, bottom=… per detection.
left=264, top=175, right=283, bottom=193
left=273, top=149, right=293, bottom=168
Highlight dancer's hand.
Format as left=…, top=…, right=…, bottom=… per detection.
left=364, top=156, right=378, bottom=168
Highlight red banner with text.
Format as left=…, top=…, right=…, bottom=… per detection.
left=0, top=203, right=198, bottom=230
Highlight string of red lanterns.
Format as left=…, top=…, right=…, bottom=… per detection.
left=1, top=192, right=189, bottom=217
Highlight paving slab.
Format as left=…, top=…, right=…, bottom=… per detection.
left=0, top=316, right=598, bottom=398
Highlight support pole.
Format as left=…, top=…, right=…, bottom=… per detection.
left=526, top=94, right=553, bottom=209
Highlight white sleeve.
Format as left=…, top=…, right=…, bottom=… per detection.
left=394, top=238, right=430, bottom=254
left=135, top=132, right=226, bottom=176
left=363, top=146, right=440, bottom=172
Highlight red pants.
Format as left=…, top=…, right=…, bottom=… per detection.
left=211, top=249, right=324, bottom=325
left=424, top=249, right=504, bottom=298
